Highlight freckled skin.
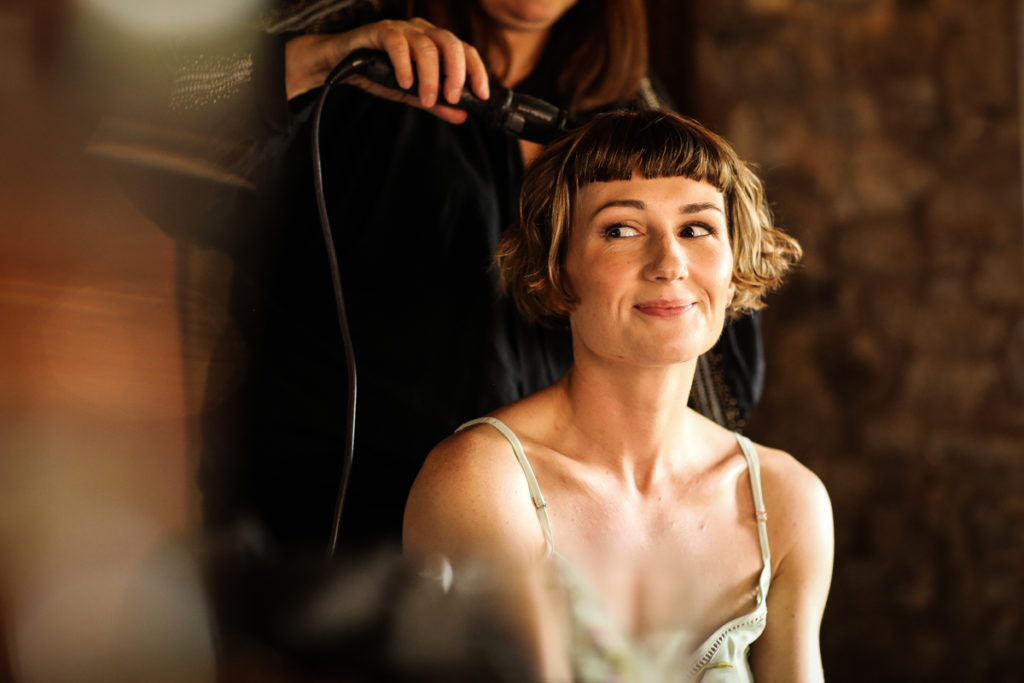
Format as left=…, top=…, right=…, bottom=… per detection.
left=406, top=170, right=834, bottom=683
left=565, top=175, right=736, bottom=369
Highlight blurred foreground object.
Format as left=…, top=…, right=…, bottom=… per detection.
left=205, top=531, right=534, bottom=683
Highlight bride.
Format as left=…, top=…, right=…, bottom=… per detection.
left=404, top=109, right=833, bottom=682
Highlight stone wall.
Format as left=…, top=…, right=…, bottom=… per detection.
left=651, top=0, right=1024, bottom=679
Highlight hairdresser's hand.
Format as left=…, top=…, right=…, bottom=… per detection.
left=284, top=18, right=491, bottom=124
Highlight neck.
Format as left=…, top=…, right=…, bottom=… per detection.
left=554, top=353, right=701, bottom=491
left=488, top=27, right=551, bottom=87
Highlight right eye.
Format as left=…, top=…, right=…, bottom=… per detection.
left=603, top=224, right=641, bottom=239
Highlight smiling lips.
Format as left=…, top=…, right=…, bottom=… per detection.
left=633, top=299, right=696, bottom=318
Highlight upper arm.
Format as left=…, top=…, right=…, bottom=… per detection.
left=403, top=428, right=570, bottom=680
left=751, top=454, right=835, bottom=683
left=403, top=429, right=546, bottom=566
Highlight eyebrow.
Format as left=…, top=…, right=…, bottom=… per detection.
left=590, top=199, right=725, bottom=219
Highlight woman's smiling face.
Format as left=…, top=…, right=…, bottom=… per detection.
left=565, top=174, right=736, bottom=368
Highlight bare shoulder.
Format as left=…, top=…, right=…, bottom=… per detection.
left=746, top=440, right=834, bottom=571
left=412, top=420, right=525, bottom=497
left=745, top=440, right=834, bottom=680
left=752, top=442, right=830, bottom=509
left=403, top=418, right=547, bottom=564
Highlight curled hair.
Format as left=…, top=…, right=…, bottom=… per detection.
left=496, top=110, right=803, bottom=323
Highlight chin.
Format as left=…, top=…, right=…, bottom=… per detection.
left=653, top=331, right=718, bottom=358
left=631, top=341, right=710, bottom=367
left=489, top=1, right=572, bottom=29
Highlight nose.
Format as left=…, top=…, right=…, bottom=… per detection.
left=643, top=232, right=688, bottom=282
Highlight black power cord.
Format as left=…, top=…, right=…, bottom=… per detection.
left=312, top=50, right=581, bottom=558
left=311, top=56, right=363, bottom=559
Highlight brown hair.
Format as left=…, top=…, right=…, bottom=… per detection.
left=405, top=0, right=648, bottom=110
left=496, top=109, right=803, bottom=323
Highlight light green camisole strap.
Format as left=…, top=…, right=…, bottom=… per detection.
left=456, top=417, right=555, bottom=556
left=734, top=432, right=772, bottom=605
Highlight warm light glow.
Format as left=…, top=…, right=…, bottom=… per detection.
left=80, top=0, right=262, bottom=39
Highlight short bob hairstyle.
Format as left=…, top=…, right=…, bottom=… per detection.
left=496, top=110, right=803, bottom=323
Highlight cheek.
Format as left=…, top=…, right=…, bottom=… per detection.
left=584, top=258, right=635, bottom=300
left=721, top=258, right=737, bottom=308
left=719, top=255, right=736, bottom=291
left=698, top=247, right=735, bottom=294
left=566, top=254, right=631, bottom=317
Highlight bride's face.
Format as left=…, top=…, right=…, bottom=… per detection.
left=565, top=174, right=736, bottom=368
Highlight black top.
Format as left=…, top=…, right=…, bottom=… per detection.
left=199, top=82, right=576, bottom=552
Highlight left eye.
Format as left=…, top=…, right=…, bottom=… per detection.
left=680, top=224, right=713, bottom=238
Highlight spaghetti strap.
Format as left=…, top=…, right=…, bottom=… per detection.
left=734, top=432, right=772, bottom=605
left=456, top=417, right=555, bottom=556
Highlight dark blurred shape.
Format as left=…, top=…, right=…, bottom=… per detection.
left=1, top=0, right=69, bottom=73
left=0, top=588, right=13, bottom=683
left=204, top=526, right=535, bottom=683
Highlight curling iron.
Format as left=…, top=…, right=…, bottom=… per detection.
left=324, top=48, right=582, bottom=144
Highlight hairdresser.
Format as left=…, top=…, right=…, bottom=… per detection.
left=106, top=0, right=764, bottom=555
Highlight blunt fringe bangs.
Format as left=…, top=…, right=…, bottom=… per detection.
left=563, top=111, right=732, bottom=191
left=497, top=110, right=803, bottom=323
